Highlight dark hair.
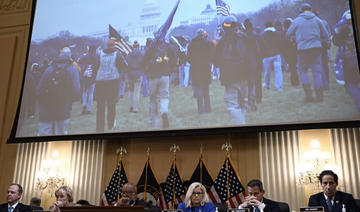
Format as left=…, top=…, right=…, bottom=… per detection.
left=30, top=197, right=41, bottom=206
left=76, top=199, right=91, bottom=206
left=318, top=170, right=338, bottom=184
left=11, top=184, right=23, bottom=195
left=265, top=21, right=273, bottom=28
left=244, top=19, right=253, bottom=32
left=247, top=179, right=263, bottom=191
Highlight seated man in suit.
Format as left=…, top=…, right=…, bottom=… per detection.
left=308, top=170, right=358, bottom=212
left=30, top=197, right=43, bottom=211
left=238, top=179, right=280, bottom=212
left=0, top=184, right=31, bottom=212
left=115, top=183, right=161, bottom=212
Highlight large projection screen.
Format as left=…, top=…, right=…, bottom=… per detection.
left=9, top=0, right=360, bottom=142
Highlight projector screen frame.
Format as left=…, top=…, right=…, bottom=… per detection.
left=7, top=0, right=360, bottom=143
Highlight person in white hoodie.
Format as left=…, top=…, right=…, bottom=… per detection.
left=286, top=3, right=330, bottom=103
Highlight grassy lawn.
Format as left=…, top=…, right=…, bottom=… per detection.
left=18, top=46, right=360, bottom=137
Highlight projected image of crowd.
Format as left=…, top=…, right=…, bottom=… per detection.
left=17, top=0, right=360, bottom=137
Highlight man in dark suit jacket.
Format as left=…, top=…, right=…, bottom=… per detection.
left=30, top=197, right=43, bottom=211
left=115, top=183, right=161, bottom=212
left=308, top=170, right=359, bottom=212
left=238, top=179, right=280, bottom=212
left=0, top=184, right=31, bottom=212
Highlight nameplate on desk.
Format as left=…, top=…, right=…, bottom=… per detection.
left=300, top=206, right=324, bottom=211
left=228, top=208, right=250, bottom=212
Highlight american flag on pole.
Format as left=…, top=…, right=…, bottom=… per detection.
left=157, top=163, right=186, bottom=210
left=109, top=24, right=133, bottom=55
left=100, top=160, right=128, bottom=206
left=215, top=0, right=230, bottom=16
left=209, top=157, right=245, bottom=208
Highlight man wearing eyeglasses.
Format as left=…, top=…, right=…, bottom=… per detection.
left=238, top=179, right=280, bottom=212
left=308, top=170, right=358, bottom=212
left=115, top=183, right=161, bottom=212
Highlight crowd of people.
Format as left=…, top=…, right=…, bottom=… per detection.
left=19, top=3, right=360, bottom=136
left=2, top=170, right=359, bottom=212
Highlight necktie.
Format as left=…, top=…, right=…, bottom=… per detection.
left=327, top=198, right=333, bottom=212
left=8, top=206, right=13, bottom=212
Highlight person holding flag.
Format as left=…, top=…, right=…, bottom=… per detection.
left=143, top=0, right=180, bottom=129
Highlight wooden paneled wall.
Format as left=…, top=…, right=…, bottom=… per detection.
left=0, top=0, right=32, bottom=198
left=103, top=133, right=260, bottom=191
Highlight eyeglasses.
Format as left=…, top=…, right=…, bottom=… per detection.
left=192, top=192, right=204, bottom=196
left=122, top=191, right=135, bottom=195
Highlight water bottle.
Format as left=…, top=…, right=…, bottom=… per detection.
left=342, top=204, right=346, bottom=212
left=215, top=206, right=219, bottom=212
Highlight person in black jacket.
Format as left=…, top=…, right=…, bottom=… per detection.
left=188, top=28, right=214, bottom=114
left=238, top=179, right=280, bottom=212
left=143, top=39, right=175, bottom=128
left=214, top=16, right=250, bottom=125
left=308, top=170, right=358, bottom=212
left=126, top=41, right=145, bottom=113
left=261, top=21, right=283, bottom=91
left=115, top=183, right=161, bottom=212
left=0, top=184, right=31, bottom=212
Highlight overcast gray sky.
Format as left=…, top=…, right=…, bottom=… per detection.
left=32, top=0, right=278, bottom=40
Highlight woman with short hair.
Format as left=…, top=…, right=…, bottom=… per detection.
left=50, top=186, right=75, bottom=212
left=178, top=182, right=215, bottom=212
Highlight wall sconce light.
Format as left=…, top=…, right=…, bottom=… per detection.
left=298, top=139, right=331, bottom=185
left=36, top=150, right=67, bottom=196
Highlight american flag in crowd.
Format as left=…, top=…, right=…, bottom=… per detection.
left=109, top=24, right=133, bottom=55
left=215, top=0, right=230, bottom=16
left=100, top=160, right=128, bottom=206
left=157, top=163, right=186, bottom=210
left=209, top=157, right=245, bottom=208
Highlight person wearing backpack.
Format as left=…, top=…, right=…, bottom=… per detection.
left=214, top=16, right=251, bottom=125
left=94, top=38, right=127, bottom=132
left=37, top=47, right=80, bottom=136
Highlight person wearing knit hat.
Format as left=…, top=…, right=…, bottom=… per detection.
left=36, top=46, right=81, bottom=136
left=300, top=3, right=311, bottom=12
left=286, top=2, right=330, bottom=103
